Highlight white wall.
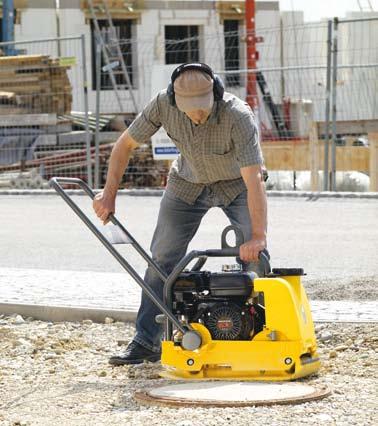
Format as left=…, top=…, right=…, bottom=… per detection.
left=12, top=4, right=378, bottom=120
left=15, top=9, right=57, bottom=39
left=57, top=8, right=90, bottom=112
left=337, top=12, right=378, bottom=120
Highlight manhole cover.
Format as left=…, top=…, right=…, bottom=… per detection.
left=134, top=381, right=331, bottom=407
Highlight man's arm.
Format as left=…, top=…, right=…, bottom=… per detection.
left=93, top=130, right=139, bottom=224
left=239, top=164, right=268, bottom=262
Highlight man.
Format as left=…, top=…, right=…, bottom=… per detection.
left=93, top=63, right=268, bottom=366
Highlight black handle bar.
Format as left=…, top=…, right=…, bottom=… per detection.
left=49, top=177, right=252, bottom=338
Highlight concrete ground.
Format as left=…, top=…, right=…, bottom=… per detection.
left=1, top=194, right=377, bottom=279
left=1, top=194, right=377, bottom=313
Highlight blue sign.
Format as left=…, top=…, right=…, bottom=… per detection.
left=154, top=147, right=180, bottom=155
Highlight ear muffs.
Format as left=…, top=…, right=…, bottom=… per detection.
left=167, top=80, right=175, bottom=106
left=167, top=63, right=224, bottom=107
left=213, top=74, right=225, bottom=101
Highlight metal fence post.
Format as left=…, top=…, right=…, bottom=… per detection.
left=80, top=34, right=93, bottom=188
left=95, top=36, right=101, bottom=189
left=330, top=17, right=339, bottom=191
left=323, top=20, right=333, bottom=191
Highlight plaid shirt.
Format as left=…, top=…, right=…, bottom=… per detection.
left=127, top=90, right=263, bottom=205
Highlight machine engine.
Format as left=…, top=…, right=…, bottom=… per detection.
left=172, top=269, right=265, bottom=341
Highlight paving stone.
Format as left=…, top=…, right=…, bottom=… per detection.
left=0, top=268, right=377, bottom=322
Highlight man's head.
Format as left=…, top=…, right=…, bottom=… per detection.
left=173, top=69, right=214, bottom=124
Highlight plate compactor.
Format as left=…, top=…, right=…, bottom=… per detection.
left=50, top=177, right=321, bottom=381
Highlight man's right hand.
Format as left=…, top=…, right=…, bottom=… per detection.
left=93, top=191, right=116, bottom=225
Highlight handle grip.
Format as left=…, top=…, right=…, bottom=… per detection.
left=50, top=177, right=118, bottom=225
left=205, top=248, right=240, bottom=257
left=205, top=248, right=270, bottom=273
left=50, top=177, right=96, bottom=199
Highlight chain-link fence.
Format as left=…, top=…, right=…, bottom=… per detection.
left=0, top=15, right=377, bottom=191
left=94, top=21, right=333, bottom=191
left=324, top=16, right=378, bottom=190
left=112, top=19, right=376, bottom=192
left=0, top=35, right=94, bottom=188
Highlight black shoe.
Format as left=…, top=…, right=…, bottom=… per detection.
left=109, top=341, right=161, bottom=366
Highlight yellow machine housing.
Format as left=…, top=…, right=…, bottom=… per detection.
left=161, top=274, right=320, bottom=381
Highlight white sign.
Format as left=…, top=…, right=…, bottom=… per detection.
left=150, top=64, right=181, bottom=160
left=151, top=128, right=180, bottom=160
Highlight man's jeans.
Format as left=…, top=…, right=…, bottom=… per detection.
left=134, top=187, right=265, bottom=353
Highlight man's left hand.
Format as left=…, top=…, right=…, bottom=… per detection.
left=239, top=238, right=266, bottom=262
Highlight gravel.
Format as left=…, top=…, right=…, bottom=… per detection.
left=304, top=276, right=378, bottom=301
left=0, top=315, right=377, bottom=426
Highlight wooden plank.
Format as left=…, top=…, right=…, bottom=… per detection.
left=261, top=138, right=370, bottom=173
left=368, top=133, right=378, bottom=192
left=83, top=9, right=141, bottom=20
left=0, top=71, right=17, bottom=78
left=335, top=146, right=369, bottom=171
left=0, top=113, right=57, bottom=126
left=0, top=76, right=46, bottom=85
left=81, top=0, right=142, bottom=19
left=0, top=84, right=51, bottom=93
left=81, top=0, right=139, bottom=8
left=0, top=55, right=49, bottom=64
left=261, top=140, right=309, bottom=170
left=0, top=65, right=63, bottom=73
left=217, top=0, right=245, bottom=21
left=317, top=120, right=378, bottom=135
left=0, top=54, right=72, bottom=115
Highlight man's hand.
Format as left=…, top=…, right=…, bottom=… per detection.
left=239, top=238, right=266, bottom=262
left=92, top=131, right=138, bottom=225
left=93, top=192, right=116, bottom=225
left=239, top=164, right=268, bottom=263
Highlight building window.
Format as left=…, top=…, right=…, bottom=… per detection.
left=224, top=20, right=240, bottom=87
left=91, top=19, right=134, bottom=90
left=165, top=25, right=199, bottom=64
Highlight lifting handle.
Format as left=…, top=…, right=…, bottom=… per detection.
left=49, top=177, right=188, bottom=335
left=50, top=177, right=167, bottom=279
